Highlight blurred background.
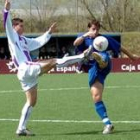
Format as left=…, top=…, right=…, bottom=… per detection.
left=0, top=0, right=140, bottom=59
left=0, top=0, right=140, bottom=33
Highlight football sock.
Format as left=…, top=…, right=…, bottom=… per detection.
left=95, top=101, right=112, bottom=125
left=17, top=102, right=32, bottom=131
left=56, top=53, right=84, bottom=67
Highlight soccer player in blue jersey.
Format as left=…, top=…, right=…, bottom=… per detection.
left=74, top=19, right=138, bottom=134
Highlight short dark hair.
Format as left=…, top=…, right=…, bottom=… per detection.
left=87, top=19, right=101, bottom=28
left=12, top=18, right=23, bottom=26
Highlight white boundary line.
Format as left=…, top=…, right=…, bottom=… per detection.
left=0, top=85, right=140, bottom=93
left=0, top=118, right=140, bottom=124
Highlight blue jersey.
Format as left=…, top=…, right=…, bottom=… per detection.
left=75, top=33, right=121, bottom=57
left=75, top=33, right=121, bottom=87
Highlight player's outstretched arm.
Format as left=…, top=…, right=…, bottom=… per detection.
left=26, top=22, right=57, bottom=51
left=4, top=0, right=11, bottom=11
left=73, top=31, right=96, bottom=47
left=121, top=46, right=140, bottom=61
left=3, top=0, right=17, bottom=44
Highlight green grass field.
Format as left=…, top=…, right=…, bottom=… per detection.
left=0, top=73, right=140, bottom=140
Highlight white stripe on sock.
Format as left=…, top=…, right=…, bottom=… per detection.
left=102, top=118, right=109, bottom=123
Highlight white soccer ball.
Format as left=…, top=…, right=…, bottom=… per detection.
left=93, top=36, right=108, bottom=51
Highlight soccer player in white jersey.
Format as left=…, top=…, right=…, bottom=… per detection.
left=3, top=0, right=88, bottom=136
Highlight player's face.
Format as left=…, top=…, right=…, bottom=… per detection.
left=89, top=24, right=100, bottom=37
left=14, top=22, right=24, bottom=35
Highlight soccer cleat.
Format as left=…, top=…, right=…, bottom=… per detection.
left=16, top=129, right=35, bottom=136
left=83, top=45, right=94, bottom=60
left=102, top=124, right=114, bottom=134
left=92, top=52, right=108, bottom=69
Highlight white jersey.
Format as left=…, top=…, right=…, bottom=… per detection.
left=3, top=9, right=51, bottom=68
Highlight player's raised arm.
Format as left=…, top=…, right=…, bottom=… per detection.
left=3, top=0, right=16, bottom=44
left=73, top=31, right=96, bottom=47
left=26, top=22, right=57, bottom=51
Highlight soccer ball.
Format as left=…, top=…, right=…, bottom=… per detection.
left=93, top=36, right=108, bottom=51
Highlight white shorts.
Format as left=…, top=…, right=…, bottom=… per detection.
left=17, top=62, right=41, bottom=92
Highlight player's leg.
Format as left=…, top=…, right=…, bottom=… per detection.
left=39, top=52, right=87, bottom=74
left=56, top=53, right=85, bottom=68
left=88, top=59, right=113, bottom=134
left=39, top=58, right=56, bottom=74
left=90, top=79, right=114, bottom=134
left=16, top=86, right=37, bottom=136
left=16, top=63, right=41, bottom=136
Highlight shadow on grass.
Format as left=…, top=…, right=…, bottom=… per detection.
left=113, top=128, right=140, bottom=135
left=37, top=130, right=101, bottom=136
left=62, top=130, right=101, bottom=135
left=37, top=128, right=140, bottom=136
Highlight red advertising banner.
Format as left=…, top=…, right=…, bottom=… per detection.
left=0, top=58, right=140, bottom=74
left=111, top=58, right=140, bottom=72
left=0, top=60, right=12, bottom=74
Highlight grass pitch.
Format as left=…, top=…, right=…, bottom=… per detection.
left=0, top=73, right=140, bottom=140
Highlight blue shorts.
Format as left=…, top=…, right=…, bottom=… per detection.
left=88, top=52, right=111, bottom=87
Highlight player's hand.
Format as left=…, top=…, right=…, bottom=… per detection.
left=83, top=31, right=97, bottom=38
left=48, top=22, right=57, bottom=34
left=4, top=0, right=11, bottom=11
left=130, top=55, right=140, bottom=61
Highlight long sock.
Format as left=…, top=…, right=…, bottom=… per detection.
left=95, top=101, right=111, bottom=125
left=17, top=102, right=32, bottom=131
left=56, top=53, right=84, bottom=67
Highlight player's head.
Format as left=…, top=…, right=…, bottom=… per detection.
left=12, top=18, right=24, bottom=35
left=87, top=19, right=100, bottom=37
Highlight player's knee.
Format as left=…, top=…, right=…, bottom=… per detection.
left=31, top=100, right=37, bottom=107
left=91, top=92, right=102, bottom=102
left=50, top=59, right=57, bottom=66
left=28, top=99, right=37, bottom=107
left=40, top=59, right=56, bottom=74
left=94, top=95, right=102, bottom=103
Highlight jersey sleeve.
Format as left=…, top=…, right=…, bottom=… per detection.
left=74, top=33, right=86, bottom=54
left=105, top=35, right=121, bottom=58
left=3, top=9, right=18, bottom=44
left=25, top=31, right=51, bottom=51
